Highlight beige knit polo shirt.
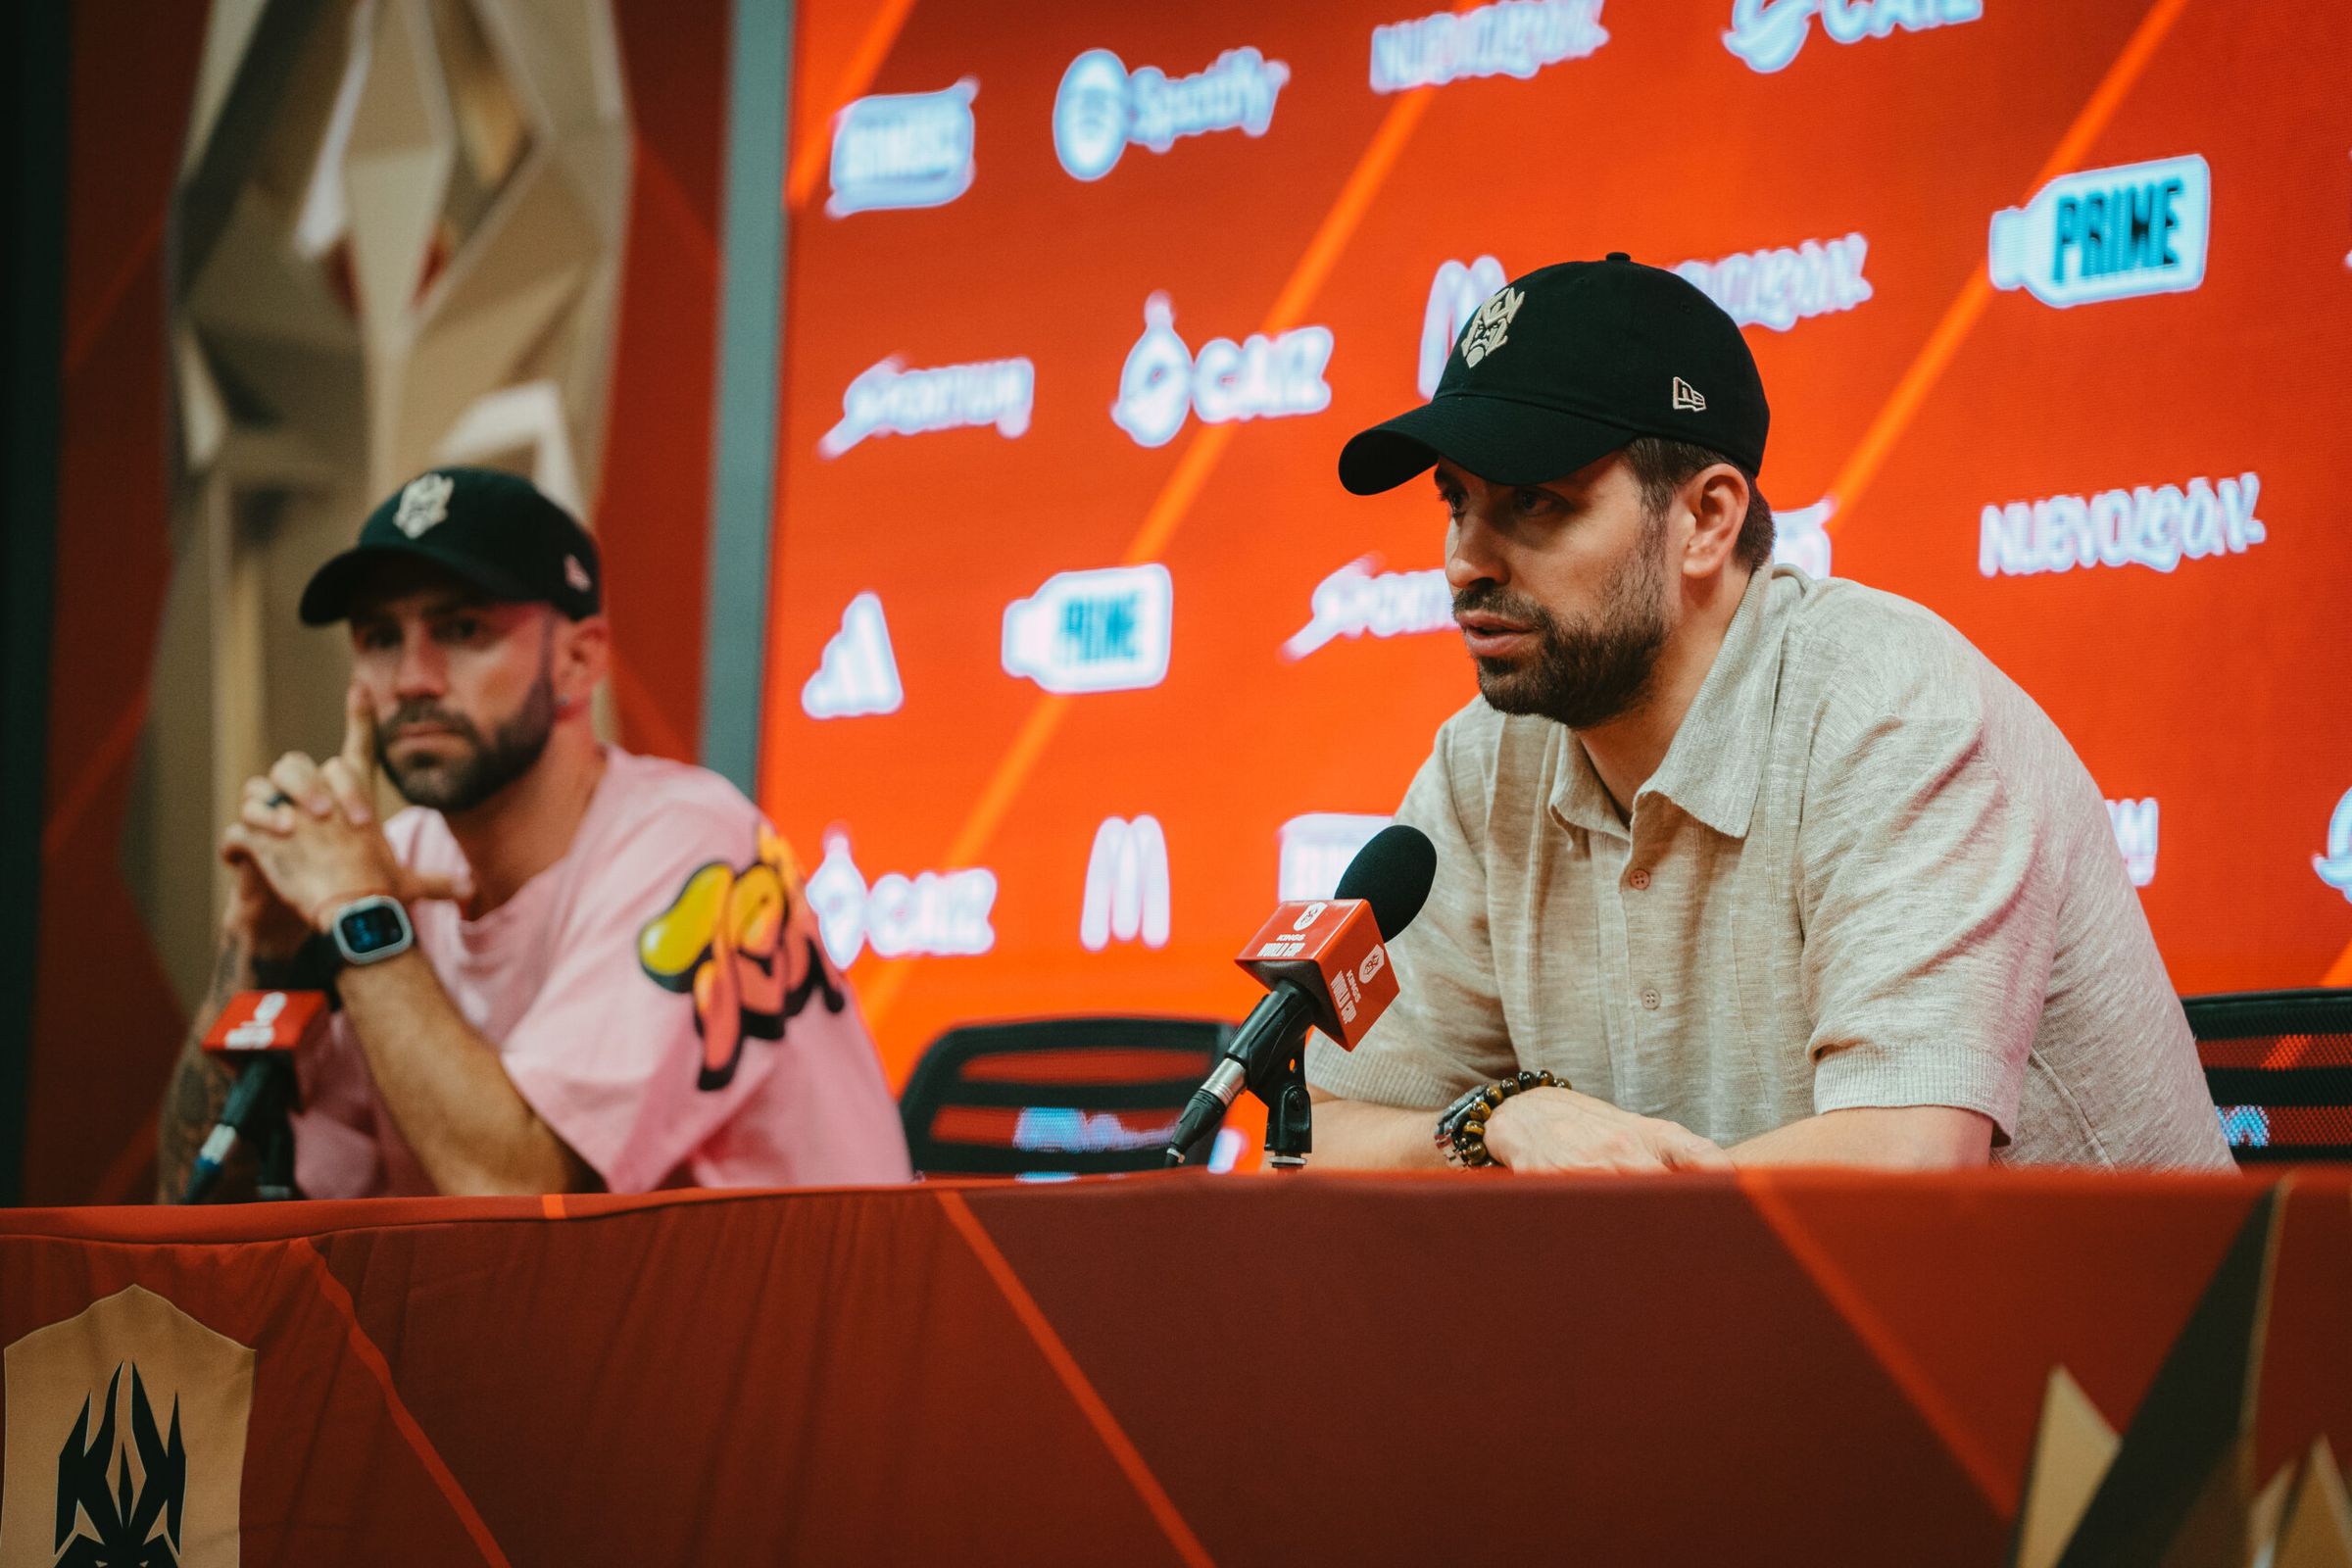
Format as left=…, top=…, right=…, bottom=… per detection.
left=1306, top=564, right=2231, bottom=1168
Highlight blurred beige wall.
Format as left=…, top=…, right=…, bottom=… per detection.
left=142, top=0, right=632, bottom=1009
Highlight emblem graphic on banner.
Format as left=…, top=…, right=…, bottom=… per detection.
left=2, top=1286, right=253, bottom=1568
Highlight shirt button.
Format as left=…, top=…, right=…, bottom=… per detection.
left=1641, top=988, right=1661, bottom=1011
left=1628, top=867, right=1651, bottom=891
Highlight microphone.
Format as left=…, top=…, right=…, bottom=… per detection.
left=181, top=990, right=331, bottom=1202
left=1165, top=824, right=1438, bottom=1163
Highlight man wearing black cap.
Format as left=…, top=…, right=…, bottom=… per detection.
left=158, top=468, right=911, bottom=1199
left=1305, top=257, right=2229, bottom=1172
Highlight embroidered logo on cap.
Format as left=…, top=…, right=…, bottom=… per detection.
left=393, top=472, right=455, bottom=538
left=1672, top=376, right=1707, bottom=412
left=564, top=555, right=592, bottom=594
left=1459, top=286, right=1524, bottom=368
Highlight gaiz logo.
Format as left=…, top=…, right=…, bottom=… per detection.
left=1420, top=255, right=1508, bottom=396
left=1772, top=498, right=1836, bottom=578
left=1285, top=557, right=1452, bottom=660
left=1081, top=815, right=1171, bottom=952
left=638, top=825, right=845, bottom=1091
left=1110, top=293, right=1333, bottom=450
left=1003, top=564, right=1174, bottom=694
left=2106, top=797, right=2159, bottom=888
left=827, top=79, right=978, bottom=218
left=803, top=592, right=904, bottom=719
left=1053, top=46, right=1288, bottom=182
left=819, top=356, right=1034, bottom=458
left=1989, top=154, right=2210, bottom=309
left=1278, top=814, right=1392, bottom=901
left=1674, top=233, right=1872, bottom=331
left=51, top=1362, right=185, bottom=1568
left=2317, top=789, right=2352, bottom=905
left=1724, top=0, right=1981, bottom=74
left=1980, top=470, right=2264, bottom=578
left=1370, top=0, right=1609, bottom=93
left=803, top=829, right=997, bottom=967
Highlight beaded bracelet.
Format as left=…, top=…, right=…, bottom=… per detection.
left=1435, top=1069, right=1565, bottom=1168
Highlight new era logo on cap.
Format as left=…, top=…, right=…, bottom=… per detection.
left=1672, top=376, right=1707, bottom=412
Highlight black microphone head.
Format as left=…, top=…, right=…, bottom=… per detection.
left=1335, top=823, right=1437, bottom=941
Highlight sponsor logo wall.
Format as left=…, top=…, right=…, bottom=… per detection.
left=764, top=0, right=2352, bottom=1091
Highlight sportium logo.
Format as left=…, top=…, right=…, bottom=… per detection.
left=1979, top=471, right=2265, bottom=577
left=1420, top=255, right=1508, bottom=397
left=1053, top=46, right=1288, bottom=181
left=1674, top=233, right=1873, bottom=331
left=826, top=79, right=978, bottom=218
left=803, top=829, right=996, bottom=967
left=1989, top=155, right=2210, bottom=309
left=2105, top=798, right=2159, bottom=888
left=1278, top=814, right=1393, bottom=901
left=1370, top=0, right=1608, bottom=93
left=1111, top=293, right=1333, bottom=450
left=802, top=593, right=903, bottom=719
left=1003, top=564, right=1173, bottom=694
left=2318, top=788, right=2352, bottom=905
left=1081, top=815, right=1172, bottom=951
left=819, top=356, right=1034, bottom=458
left=1724, top=0, right=1981, bottom=74
left=1285, top=557, right=1452, bottom=660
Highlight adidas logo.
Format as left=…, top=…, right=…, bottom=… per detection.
left=802, top=592, right=904, bottom=719
left=1672, top=376, right=1707, bottom=413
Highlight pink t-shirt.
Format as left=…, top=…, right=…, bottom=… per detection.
left=290, top=748, right=912, bottom=1197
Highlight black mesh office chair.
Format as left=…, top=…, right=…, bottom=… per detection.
left=2182, top=988, right=2352, bottom=1164
left=898, top=1016, right=1235, bottom=1177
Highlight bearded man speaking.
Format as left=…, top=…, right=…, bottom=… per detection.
left=1305, top=256, right=2229, bottom=1174
left=158, top=469, right=909, bottom=1199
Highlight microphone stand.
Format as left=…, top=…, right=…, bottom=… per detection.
left=1250, top=1032, right=1314, bottom=1171
left=1167, top=1013, right=1318, bottom=1171
left=181, top=1057, right=300, bottom=1203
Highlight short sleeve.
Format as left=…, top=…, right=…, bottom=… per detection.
left=1797, top=693, right=2057, bottom=1143
left=498, top=806, right=873, bottom=1192
left=1305, top=720, right=1518, bottom=1108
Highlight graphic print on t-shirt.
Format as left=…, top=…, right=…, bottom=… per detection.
left=636, top=824, right=845, bottom=1090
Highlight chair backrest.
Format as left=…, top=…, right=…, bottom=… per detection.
left=899, top=1016, right=1236, bottom=1177
left=2182, top=988, right=2352, bottom=1164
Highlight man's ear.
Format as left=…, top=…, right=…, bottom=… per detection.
left=1679, top=464, right=1751, bottom=579
left=552, top=613, right=612, bottom=711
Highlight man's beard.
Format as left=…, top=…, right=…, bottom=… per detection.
left=1457, top=512, right=1671, bottom=731
left=375, top=668, right=557, bottom=813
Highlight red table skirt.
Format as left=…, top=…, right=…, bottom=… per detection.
left=1, top=1169, right=2345, bottom=1565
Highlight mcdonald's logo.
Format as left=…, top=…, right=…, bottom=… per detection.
left=1081, top=815, right=1171, bottom=952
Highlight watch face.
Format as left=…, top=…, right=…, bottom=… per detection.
left=338, top=901, right=410, bottom=957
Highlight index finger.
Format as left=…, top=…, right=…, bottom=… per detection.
left=341, top=682, right=379, bottom=781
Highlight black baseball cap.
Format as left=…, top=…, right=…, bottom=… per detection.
left=299, top=466, right=602, bottom=625
left=1339, top=254, right=1769, bottom=495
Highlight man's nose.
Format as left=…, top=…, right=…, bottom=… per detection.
left=392, top=633, right=447, bottom=697
left=1446, top=513, right=1508, bottom=592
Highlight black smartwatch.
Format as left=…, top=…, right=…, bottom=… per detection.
left=324, top=894, right=415, bottom=967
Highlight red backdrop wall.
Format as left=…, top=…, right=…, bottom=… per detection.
left=759, top=0, right=2352, bottom=1095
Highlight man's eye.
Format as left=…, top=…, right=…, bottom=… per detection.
left=1513, top=488, right=1556, bottom=516
left=1439, top=490, right=1466, bottom=518
left=438, top=618, right=482, bottom=643
left=357, top=629, right=398, bottom=653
